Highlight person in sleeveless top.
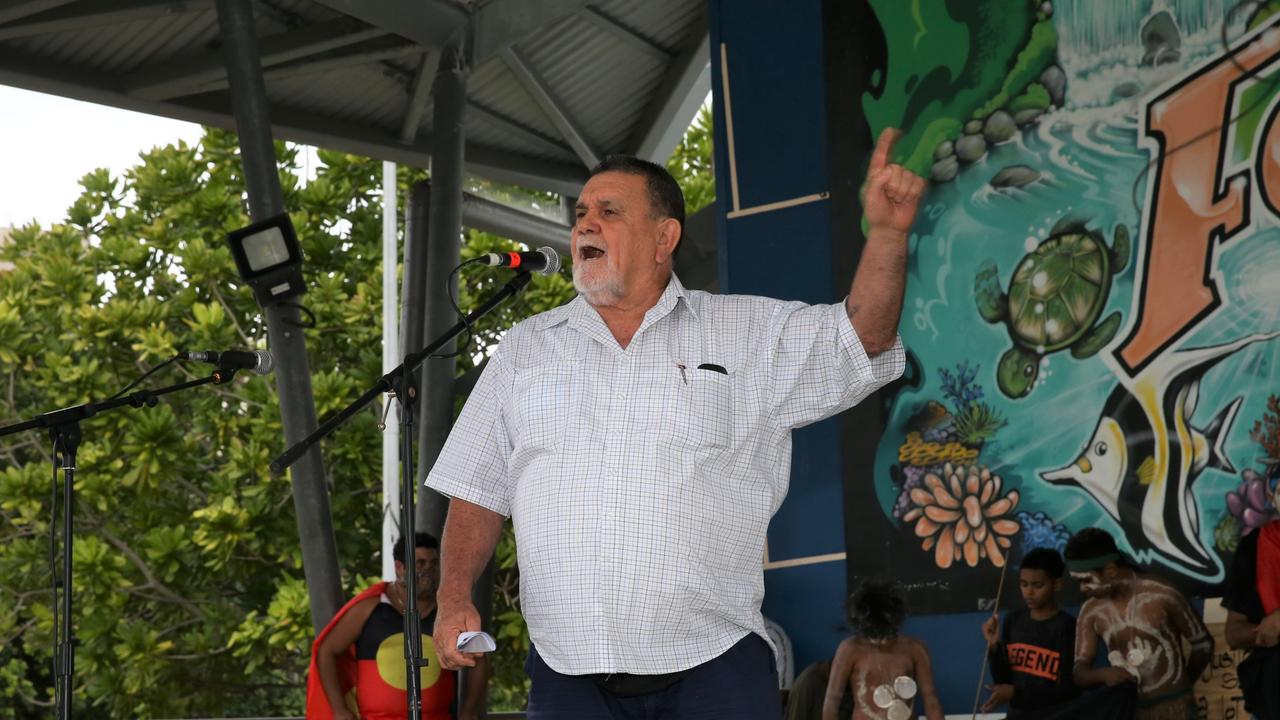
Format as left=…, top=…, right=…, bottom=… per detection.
left=310, top=533, right=489, bottom=719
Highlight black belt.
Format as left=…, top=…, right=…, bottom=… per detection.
left=591, top=666, right=697, bottom=697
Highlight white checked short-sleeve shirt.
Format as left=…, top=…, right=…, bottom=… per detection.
left=426, top=274, right=905, bottom=675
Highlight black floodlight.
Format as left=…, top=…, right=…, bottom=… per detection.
left=227, top=213, right=305, bottom=306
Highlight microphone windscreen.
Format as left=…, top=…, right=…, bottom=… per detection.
left=536, top=246, right=562, bottom=276
left=253, top=350, right=275, bottom=375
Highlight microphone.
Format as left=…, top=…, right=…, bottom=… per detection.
left=179, top=350, right=275, bottom=376
left=476, top=246, right=561, bottom=276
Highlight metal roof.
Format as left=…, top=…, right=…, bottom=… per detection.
left=0, top=0, right=710, bottom=196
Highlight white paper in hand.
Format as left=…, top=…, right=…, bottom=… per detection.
left=456, top=631, right=496, bottom=653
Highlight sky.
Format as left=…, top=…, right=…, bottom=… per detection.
left=0, top=85, right=224, bottom=231
left=0, top=84, right=207, bottom=230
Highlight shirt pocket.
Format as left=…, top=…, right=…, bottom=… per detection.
left=665, top=367, right=734, bottom=451
left=512, top=364, right=577, bottom=451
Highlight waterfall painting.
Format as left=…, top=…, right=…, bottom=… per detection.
left=840, top=0, right=1280, bottom=612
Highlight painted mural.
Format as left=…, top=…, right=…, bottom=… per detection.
left=858, top=0, right=1280, bottom=611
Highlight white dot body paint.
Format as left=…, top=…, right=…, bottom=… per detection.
left=873, top=685, right=894, bottom=708
left=894, top=675, right=917, bottom=699
left=855, top=674, right=891, bottom=720
left=852, top=648, right=918, bottom=720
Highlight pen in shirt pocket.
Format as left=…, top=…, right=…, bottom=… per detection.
left=676, top=362, right=728, bottom=384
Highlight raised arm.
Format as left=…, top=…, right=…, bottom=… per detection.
left=848, top=127, right=925, bottom=355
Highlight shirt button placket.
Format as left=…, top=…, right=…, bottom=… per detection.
left=600, top=352, right=627, bottom=648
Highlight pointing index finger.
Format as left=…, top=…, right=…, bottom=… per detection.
left=869, top=127, right=902, bottom=174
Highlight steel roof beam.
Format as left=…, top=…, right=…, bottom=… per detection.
left=461, top=192, right=571, bottom=256
left=500, top=46, right=599, bottom=168
left=188, top=40, right=424, bottom=94
left=0, top=46, right=589, bottom=195
left=467, top=101, right=571, bottom=157
left=213, top=95, right=591, bottom=195
left=630, top=30, right=710, bottom=163
left=0, top=0, right=210, bottom=41
left=125, top=17, right=387, bottom=100
left=470, top=0, right=588, bottom=65
left=399, top=49, right=438, bottom=143
left=308, top=0, right=466, bottom=51
left=579, top=6, right=672, bottom=61
left=0, top=0, right=76, bottom=26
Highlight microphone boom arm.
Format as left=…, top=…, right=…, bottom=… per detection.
left=0, top=372, right=236, bottom=440
left=269, top=270, right=535, bottom=475
left=0, top=367, right=239, bottom=719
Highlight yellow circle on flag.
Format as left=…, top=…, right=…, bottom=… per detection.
left=375, top=633, right=442, bottom=690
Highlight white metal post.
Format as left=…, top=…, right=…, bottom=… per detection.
left=381, top=160, right=400, bottom=581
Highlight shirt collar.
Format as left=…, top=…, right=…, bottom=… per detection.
left=647, top=272, right=695, bottom=323
left=534, top=272, right=696, bottom=333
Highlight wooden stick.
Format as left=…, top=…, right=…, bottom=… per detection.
left=970, top=557, right=1012, bottom=719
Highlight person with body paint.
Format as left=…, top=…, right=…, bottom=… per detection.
left=822, top=580, right=942, bottom=720
left=1065, top=528, right=1212, bottom=720
left=980, top=547, right=1080, bottom=718
left=1221, top=473, right=1280, bottom=720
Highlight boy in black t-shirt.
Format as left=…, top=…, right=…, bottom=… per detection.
left=980, top=548, right=1080, bottom=718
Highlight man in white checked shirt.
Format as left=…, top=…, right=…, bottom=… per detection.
left=427, top=128, right=923, bottom=719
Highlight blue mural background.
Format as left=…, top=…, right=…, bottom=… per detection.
left=860, top=0, right=1280, bottom=612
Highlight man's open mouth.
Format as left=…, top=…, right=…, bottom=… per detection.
left=580, top=244, right=605, bottom=260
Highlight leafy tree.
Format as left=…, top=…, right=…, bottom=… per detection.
left=0, top=104, right=713, bottom=716
left=666, top=104, right=715, bottom=216
left=0, top=129, right=571, bottom=717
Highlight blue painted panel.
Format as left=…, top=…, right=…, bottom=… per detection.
left=761, top=560, right=849, bottom=677
left=707, top=0, right=1048, bottom=715
left=721, top=200, right=832, bottom=302
left=901, top=611, right=993, bottom=712
left=711, top=0, right=829, bottom=213
left=769, top=420, right=845, bottom=561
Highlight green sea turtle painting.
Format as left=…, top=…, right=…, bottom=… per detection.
left=975, top=218, right=1130, bottom=398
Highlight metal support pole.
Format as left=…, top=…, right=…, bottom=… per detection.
left=420, top=46, right=491, bottom=718
left=560, top=194, right=577, bottom=226
left=462, top=192, right=571, bottom=256
left=401, top=180, right=431, bottom=420
left=415, top=46, right=467, bottom=539
left=382, top=160, right=401, bottom=581
left=216, top=0, right=343, bottom=631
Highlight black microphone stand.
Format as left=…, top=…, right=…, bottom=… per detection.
left=0, top=369, right=242, bottom=719
left=271, top=270, right=533, bottom=717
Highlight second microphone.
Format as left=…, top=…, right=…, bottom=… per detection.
left=476, top=246, right=561, bottom=276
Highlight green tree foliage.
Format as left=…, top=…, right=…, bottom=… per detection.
left=666, top=104, right=715, bottom=216
left=0, top=104, right=714, bottom=716
left=0, top=129, right=571, bottom=717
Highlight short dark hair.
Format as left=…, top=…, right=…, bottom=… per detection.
left=588, top=155, right=685, bottom=243
left=1063, top=527, right=1134, bottom=570
left=847, top=580, right=906, bottom=640
left=392, top=532, right=439, bottom=565
left=1020, top=547, right=1065, bottom=579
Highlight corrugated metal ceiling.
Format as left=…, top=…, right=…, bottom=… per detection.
left=0, top=0, right=710, bottom=196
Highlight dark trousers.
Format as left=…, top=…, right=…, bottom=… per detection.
left=525, top=633, right=782, bottom=720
